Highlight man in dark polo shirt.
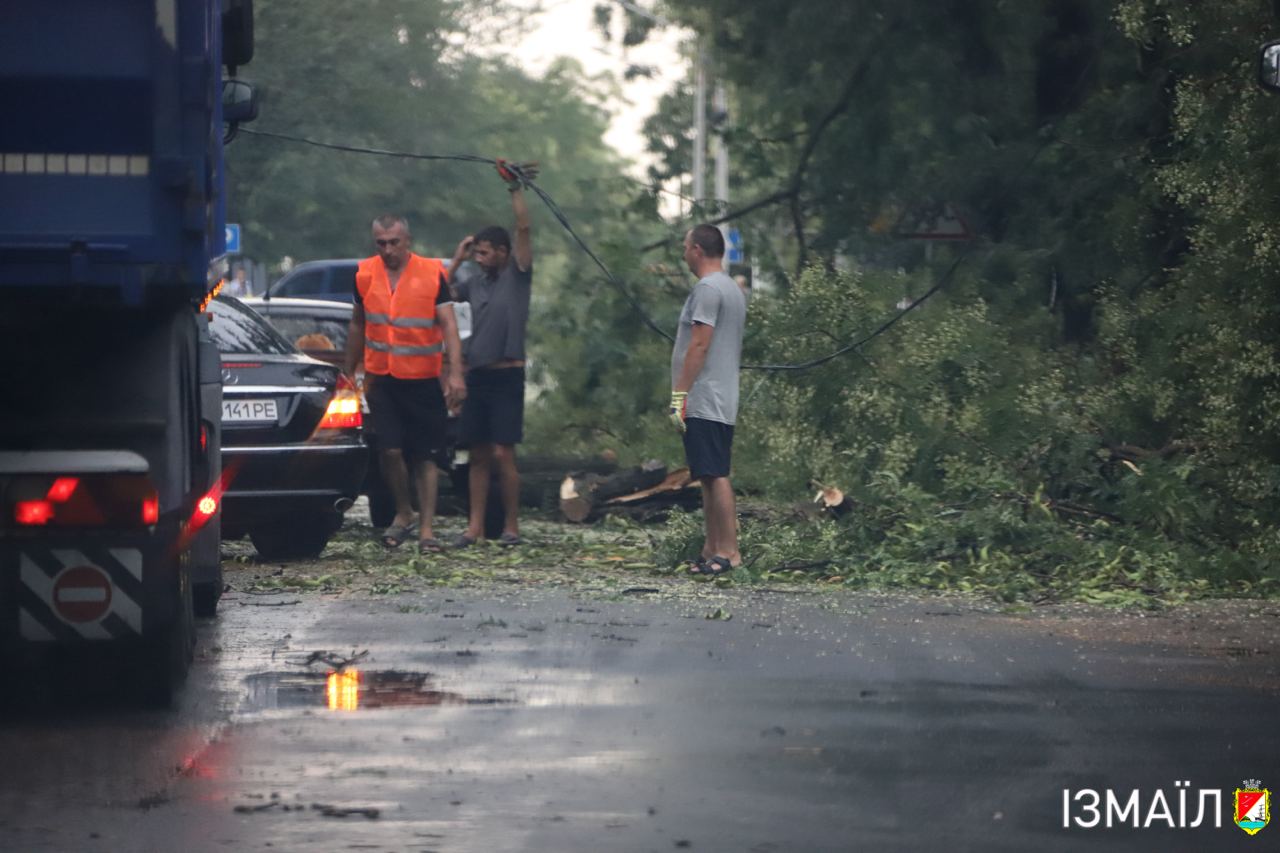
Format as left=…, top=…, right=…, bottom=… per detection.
left=446, top=161, right=538, bottom=547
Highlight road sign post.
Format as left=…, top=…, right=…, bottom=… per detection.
left=726, top=227, right=743, bottom=264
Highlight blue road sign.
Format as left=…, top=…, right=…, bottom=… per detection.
left=727, top=227, right=743, bottom=264
left=225, top=223, right=241, bottom=254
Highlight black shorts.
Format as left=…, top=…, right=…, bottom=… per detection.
left=682, top=417, right=734, bottom=478
left=365, top=374, right=449, bottom=462
left=459, top=366, right=524, bottom=447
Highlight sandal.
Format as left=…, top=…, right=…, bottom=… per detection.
left=381, top=521, right=415, bottom=549
left=497, top=532, right=523, bottom=547
left=689, top=556, right=736, bottom=577
left=418, top=537, right=445, bottom=555
left=683, top=556, right=709, bottom=573
left=450, top=532, right=477, bottom=550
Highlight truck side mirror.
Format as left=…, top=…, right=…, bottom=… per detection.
left=223, top=79, right=259, bottom=124
left=223, top=0, right=255, bottom=70
left=1260, top=41, right=1280, bottom=93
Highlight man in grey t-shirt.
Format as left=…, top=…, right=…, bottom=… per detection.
left=670, top=224, right=749, bottom=576
left=446, top=160, right=538, bottom=547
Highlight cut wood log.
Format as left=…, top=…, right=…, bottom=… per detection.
left=560, top=460, right=670, bottom=523
left=812, top=482, right=854, bottom=519
left=602, top=470, right=702, bottom=522
left=606, top=467, right=694, bottom=504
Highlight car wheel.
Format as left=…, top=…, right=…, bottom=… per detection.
left=250, top=514, right=335, bottom=560
left=368, top=473, right=420, bottom=529
left=451, top=463, right=506, bottom=539
left=367, top=478, right=397, bottom=530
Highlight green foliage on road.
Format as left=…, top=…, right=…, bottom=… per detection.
left=554, top=0, right=1280, bottom=602
left=227, top=1, right=1280, bottom=603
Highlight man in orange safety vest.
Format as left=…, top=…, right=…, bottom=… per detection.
left=344, top=215, right=467, bottom=553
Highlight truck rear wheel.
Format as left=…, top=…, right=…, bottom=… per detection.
left=193, top=582, right=222, bottom=617
left=137, top=564, right=195, bottom=708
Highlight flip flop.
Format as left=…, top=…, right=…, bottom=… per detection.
left=418, top=537, right=445, bottom=555
left=381, top=521, right=414, bottom=549
left=689, top=556, right=735, bottom=577
left=497, top=532, right=523, bottom=547
left=683, top=556, right=709, bottom=573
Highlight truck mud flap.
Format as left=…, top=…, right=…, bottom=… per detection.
left=16, top=546, right=144, bottom=642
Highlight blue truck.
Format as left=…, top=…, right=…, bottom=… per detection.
left=0, top=0, right=256, bottom=702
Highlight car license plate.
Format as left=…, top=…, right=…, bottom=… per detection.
left=222, top=398, right=278, bottom=423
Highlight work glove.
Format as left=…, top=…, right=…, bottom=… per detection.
left=669, top=390, right=688, bottom=434
left=495, top=159, right=540, bottom=191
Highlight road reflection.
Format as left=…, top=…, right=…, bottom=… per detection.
left=242, top=668, right=512, bottom=712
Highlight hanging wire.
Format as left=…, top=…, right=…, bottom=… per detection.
left=242, top=53, right=1088, bottom=375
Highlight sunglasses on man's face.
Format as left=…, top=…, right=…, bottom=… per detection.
left=375, top=238, right=402, bottom=248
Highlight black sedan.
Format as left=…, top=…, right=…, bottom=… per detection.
left=240, top=296, right=503, bottom=535
left=207, top=295, right=368, bottom=559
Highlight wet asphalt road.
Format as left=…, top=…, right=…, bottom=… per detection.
left=1, top=581, right=1278, bottom=852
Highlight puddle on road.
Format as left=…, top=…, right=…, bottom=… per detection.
left=242, top=669, right=511, bottom=713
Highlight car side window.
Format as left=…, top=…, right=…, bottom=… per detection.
left=276, top=268, right=324, bottom=297
left=333, top=263, right=358, bottom=301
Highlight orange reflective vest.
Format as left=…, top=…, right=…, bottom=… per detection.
left=356, top=253, right=446, bottom=379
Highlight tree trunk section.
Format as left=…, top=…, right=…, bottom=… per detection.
left=560, top=460, right=671, bottom=523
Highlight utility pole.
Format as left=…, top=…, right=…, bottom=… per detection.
left=692, top=42, right=707, bottom=208
left=609, top=2, right=727, bottom=214
left=712, top=77, right=729, bottom=212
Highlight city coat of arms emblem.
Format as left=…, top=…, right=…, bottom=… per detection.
left=1235, top=780, right=1270, bottom=836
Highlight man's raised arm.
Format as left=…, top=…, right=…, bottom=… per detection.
left=496, top=159, right=538, bottom=273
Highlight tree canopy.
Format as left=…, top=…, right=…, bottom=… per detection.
left=230, top=0, right=1280, bottom=600
left=226, top=0, right=629, bottom=268
left=559, top=0, right=1280, bottom=600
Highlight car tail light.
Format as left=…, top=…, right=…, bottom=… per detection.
left=6, top=474, right=157, bottom=530
left=319, top=374, right=362, bottom=430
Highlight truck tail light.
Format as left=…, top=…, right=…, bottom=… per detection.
left=47, top=477, right=80, bottom=503
left=318, top=374, right=362, bottom=430
left=190, top=491, right=219, bottom=531
left=142, top=494, right=159, bottom=526
left=15, top=500, right=54, bottom=526
left=6, top=474, right=156, bottom=530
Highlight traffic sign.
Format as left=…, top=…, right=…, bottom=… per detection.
left=726, top=227, right=744, bottom=263
left=225, top=223, right=242, bottom=254
left=53, top=565, right=113, bottom=624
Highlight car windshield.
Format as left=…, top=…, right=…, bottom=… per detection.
left=208, top=296, right=297, bottom=355
left=264, top=313, right=350, bottom=352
